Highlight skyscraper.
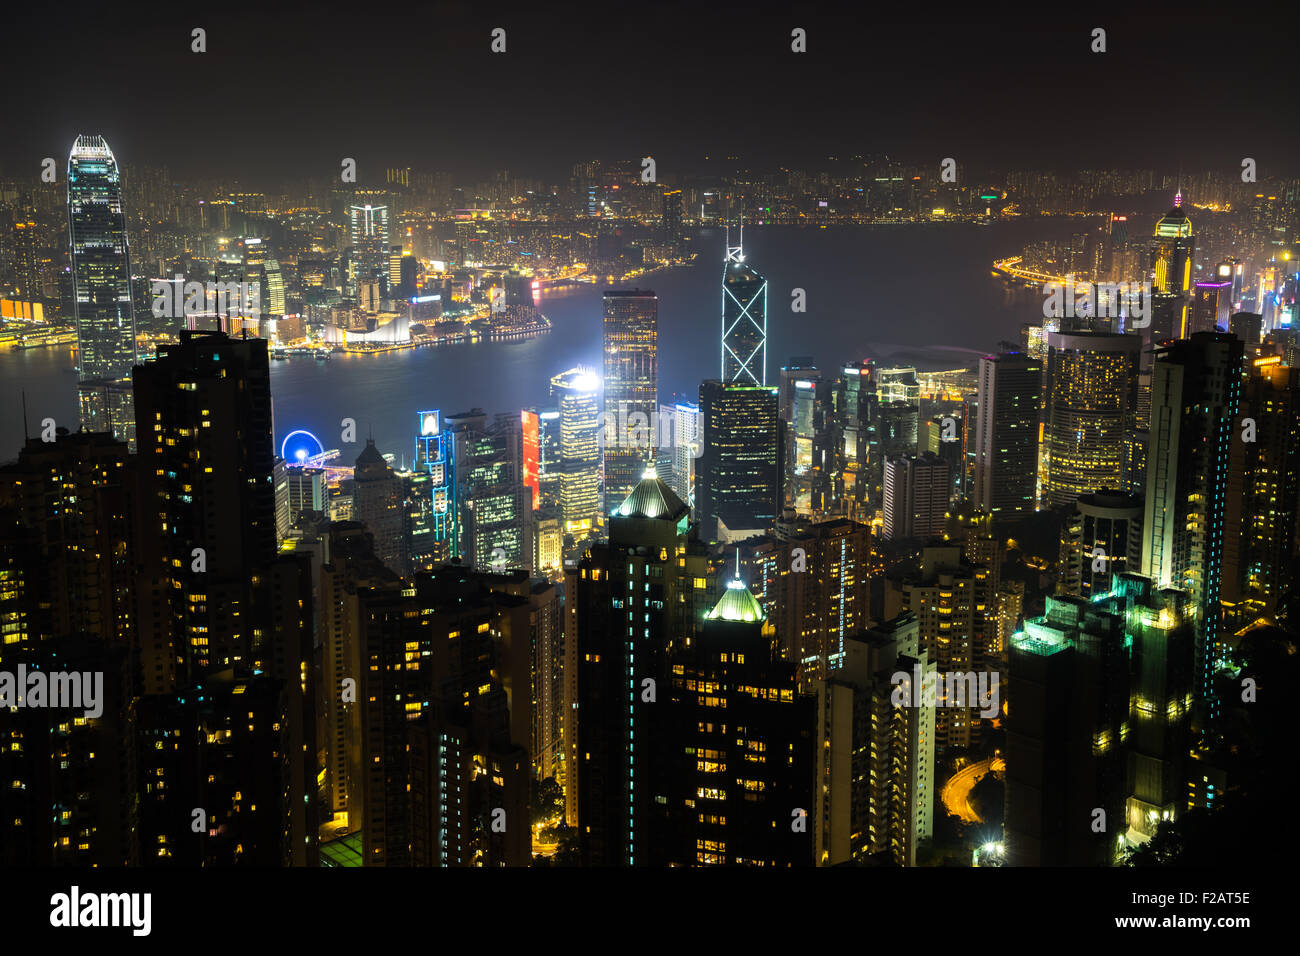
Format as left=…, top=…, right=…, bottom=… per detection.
left=550, top=367, right=602, bottom=540
left=1043, top=331, right=1140, bottom=509
left=1142, top=332, right=1243, bottom=730
left=1058, top=490, right=1144, bottom=599
left=1148, top=193, right=1195, bottom=342
left=574, top=469, right=714, bottom=866
left=663, top=570, right=816, bottom=866
left=721, top=230, right=768, bottom=385
left=973, top=351, right=1041, bottom=521
left=68, top=135, right=137, bottom=448
left=882, top=453, right=951, bottom=541
left=601, top=290, right=658, bottom=507
left=695, top=380, right=782, bottom=542
left=814, top=614, right=936, bottom=866
left=1005, top=592, right=1132, bottom=866
left=353, top=438, right=407, bottom=574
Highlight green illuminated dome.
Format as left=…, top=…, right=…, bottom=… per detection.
left=707, top=578, right=765, bottom=623
left=614, top=467, right=689, bottom=520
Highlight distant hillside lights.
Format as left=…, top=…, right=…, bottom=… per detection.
left=151, top=276, right=260, bottom=319
left=1043, top=278, right=1151, bottom=328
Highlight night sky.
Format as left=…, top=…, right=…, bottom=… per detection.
left=4, top=1, right=1299, bottom=182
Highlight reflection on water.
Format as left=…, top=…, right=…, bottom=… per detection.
left=0, top=221, right=1078, bottom=462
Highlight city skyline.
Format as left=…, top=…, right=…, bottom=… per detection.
left=0, top=8, right=1294, bottom=939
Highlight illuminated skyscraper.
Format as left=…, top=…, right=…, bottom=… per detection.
left=68, top=135, right=137, bottom=448
left=1148, top=193, right=1195, bottom=342
left=348, top=197, right=390, bottom=287
left=813, top=614, right=935, bottom=866
left=1142, top=332, right=1243, bottom=730
left=663, top=570, right=816, bottom=866
left=721, top=229, right=768, bottom=385
left=1223, top=361, right=1300, bottom=626
left=695, top=380, right=782, bottom=542
left=1058, top=490, right=1144, bottom=599
left=412, top=409, right=457, bottom=567
left=550, top=368, right=602, bottom=539
left=601, top=290, right=659, bottom=507
left=574, top=469, right=714, bottom=866
left=1043, top=331, right=1140, bottom=509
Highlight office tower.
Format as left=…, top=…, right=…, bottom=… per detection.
left=447, top=410, right=533, bottom=572
left=879, top=400, right=919, bottom=459
left=1058, top=490, right=1144, bottom=598
left=352, top=438, right=407, bottom=574
left=1142, top=332, right=1243, bottom=730
left=695, top=380, right=782, bottom=542
left=877, top=367, right=921, bottom=408
left=663, top=571, right=816, bottom=866
left=602, top=290, right=659, bottom=507
left=884, top=546, right=998, bottom=751
left=882, top=453, right=951, bottom=541
left=1043, top=331, right=1140, bottom=509
left=661, top=188, right=683, bottom=248
left=550, top=368, right=602, bottom=540
left=413, top=409, right=457, bottom=567
left=1005, top=593, right=1131, bottom=866
left=521, top=409, right=540, bottom=510
left=739, top=514, right=872, bottom=684
left=1229, top=311, right=1263, bottom=350
left=785, top=374, right=833, bottom=515
left=721, top=230, right=768, bottom=385
left=814, top=614, right=935, bottom=866
left=1190, top=278, right=1232, bottom=335
left=574, top=469, right=715, bottom=866
left=828, top=361, right=875, bottom=520
left=285, top=466, right=326, bottom=524
left=655, top=400, right=700, bottom=505
left=973, top=351, right=1042, bottom=521
left=1148, top=192, right=1196, bottom=342
left=1101, top=575, right=1194, bottom=841
left=68, top=135, right=137, bottom=449
left=347, top=199, right=390, bottom=286
left=1223, top=361, right=1300, bottom=625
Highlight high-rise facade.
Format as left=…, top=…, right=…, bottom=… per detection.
left=1148, top=193, right=1196, bottom=342
left=814, top=614, right=935, bottom=866
left=721, top=233, right=768, bottom=385
left=601, top=290, right=659, bottom=507
left=973, top=351, right=1041, bottom=521
left=550, top=368, right=602, bottom=540
left=68, top=135, right=137, bottom=449
left=1142, top=332, right=1243, bottom=731
left=882, top=453, right=951, bottom=541
left=695, top=380, right=782, bottom=541
left=1043, top=331, right=1140, bottom=509
left=1058, top=490, right=1144, bottom=599
left=574, top=470, right=714, bottom=866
